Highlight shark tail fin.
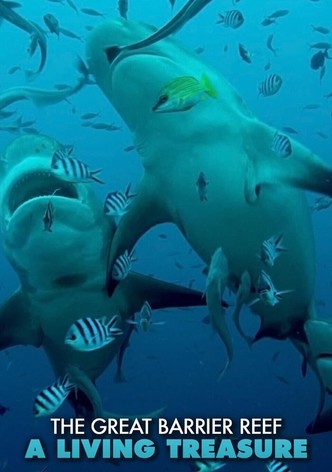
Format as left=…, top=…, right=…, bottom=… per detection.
left=201, top=73, right=218, bottom=98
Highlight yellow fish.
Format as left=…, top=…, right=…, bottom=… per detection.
left=152, top=74, right=218, bottom=112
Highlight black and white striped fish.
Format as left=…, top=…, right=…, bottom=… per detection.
left=65, top=315, right=123, bottom=351
left=51, top=149, right=104, bottom=184
left=271, top=132, right=292, bottom=158
left=250, top=271, right=292, bottom=307
left=112, top=250, right=135, bottom=281
left=258, top=74, right=283, bottom=97
left=216, top=10, right=244, bottom=29
left=33, top=375, right=74, bottom=417
left=104, top=184, right=136, bottom=218
left=266, top=460, right=291, bottom=472
left=43, top=200, right=55, bottom=232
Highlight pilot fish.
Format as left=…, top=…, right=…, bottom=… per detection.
left=152, top=74, right=218, bottom=113
left=33, top=375, right=75, bottom=417
left=51, top=149, right=104, bottom=184
left=216, top=10, right=244, bottom=28
left=112, top=250, right=135, bottom=281
left=104, top=184, right=136, bottom=218
left=271, top=132, right=292, bottom=158
left=65, top=316, right=123, bottom=351
left=258, top=74, right=283, bottom=96
left=259, top=234, right=287, bottom=267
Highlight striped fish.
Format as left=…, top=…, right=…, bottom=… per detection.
left=216, top=10, right=244, bottom=28
left=51, top=149, right=104, bottom=184
left=266, top=460, right=291, bottom=472
left=260, top=234, right=286, bottom=267
left=253, top=271, right=292, bottom=307
left=43, top=200, right=55, bottom=232
left=65, top=316, right=123, bottom=351
left=112, top=250, right=135, bottom=281
left=33, top=375, right=74, bottom=417
left=153, top=74, right=218, bottom=113
left=271, top=132, right=292, bottom=158
left=104, top=184, right=136, bottom=218
left=258, top=74, right=283, bottom=97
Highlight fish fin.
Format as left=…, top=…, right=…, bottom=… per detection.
left=90, top=169, right=104, bottom=184
left=120, top=272, right=206, bottom=312
left=114, top=370, right=126, bottom=383
left=3, top=1, right=22, bottom=8
left=107, top=179, right=172, bottom=295
left=0, top=290, right=43, bottom=350
left=201, top=73, right=218, bottom=98
left=251, top=121, right=332, bottom=197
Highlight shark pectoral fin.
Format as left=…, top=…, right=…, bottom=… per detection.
left=0, top=290, right=42, bottom=350
left=107, top=180, right=171, bottom=296
left=121, top=272, right=206, bottom=312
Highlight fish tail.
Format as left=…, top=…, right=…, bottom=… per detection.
left=201, top=73, right=218, bottom=98
left=114, top=369, right=126, bottom=384
left=90, top=169, right=104, bottom=184
left=125, top=182, right=136, bottom=198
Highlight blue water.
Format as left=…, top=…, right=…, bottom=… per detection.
left=0, top=0, right=331, bottom=470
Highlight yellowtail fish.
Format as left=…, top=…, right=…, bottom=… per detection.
left=33, top=374, right=75, bottom=417
left=153, top=74, right=218, bottom=113
left=65, top=316, right=123, bottom=351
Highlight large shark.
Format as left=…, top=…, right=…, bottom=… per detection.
left=86, top=19, right=332, bottom=431
left=0, top=134, right=208, bottom=417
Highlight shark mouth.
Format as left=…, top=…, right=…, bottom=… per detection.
left=8, top=171, right=79, bottom=216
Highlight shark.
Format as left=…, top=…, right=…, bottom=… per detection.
left=85, top=18, right=332, bottom=432
left=0, top=134, right=208, bottom=418
left=0, top=0, right=47, bottom=80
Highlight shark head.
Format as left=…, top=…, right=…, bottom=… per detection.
left=86, top=19, right=247, bottom=157
left=0, top=134, right=115, bottom=292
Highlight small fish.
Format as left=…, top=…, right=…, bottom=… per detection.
left=54, top=83, right=71, bottom=90
left=0, top=110, right=16, bottom=119
left=271, top=351, right=280, bottom=362
left=310, top=42, right=332, bottom=50
left=22, top=126, right=39, bottom=134
left=281, top=126, right=298, bottom=135
left=90, top=122, right=121, bottom=131
left=194, top=459, right=227, bottom=472
left=310, top=49, right=329, bottom=70
left=152, top=74, right=218, bottom=113
left=175, top=261, right=183, bottom=269
left=216, top=10, right=244, bottom=29
left=271, top=132, right=292, bottom=158
left=267, top=9, right=289, bottom=19
left=238, top=43, right=252, bottom=63
left=59, top=27, right=82, bottom=41
left=0, top=404, right=9, bottom=416
left=112, top=250, right=135, bottom=281
left=311, top=196, right=332, bottom=211
left=302, top=103, right=320, bottom=110
left=123, top=145, right=136, bottom=152
left=266, top=34, right=277, bottom=56
left=80, top=8, right=105, bottom=17
left=118, top=0, right=128, bottom=20
left=275, top=375, right=289, bottom=385
left=104, top=184, right=136, bottom=218
left=65, top=316, right=123, bottom=351
left=43, top=13, right=60, bottom=36
left=43, top=199, right=55, bottom=232
left=8, top=65, right=20, bottom=75
left=81, top=111, right=100, bottom=120
left=261, top=18, right=276, bottom=27
left=194, top=46, right=205, bottom=54
left=127, top=301, right=165, bottom=332
left=196, top=171, right=209, bottom=201
left=316, top=131, right=328, bottom=139
left=251, top=271, right=292, bottom=307
left=33, top=375, right=74, bottom=417
left=266, top=460, right=291, bottom=472
left=66, top=0, right=79, bottom=14
left=258, top=74, right=283, bottom=97
left=158, top=233, right=167, bottom=239
left=51, top=149, right=104, bottom=184
left=264, top=61, right=271, bottom=71
left=311, top=25, right=330, bottom=35
left=260, top=234, right=286, bottom=267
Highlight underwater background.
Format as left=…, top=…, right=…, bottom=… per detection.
left=0, top=0, right=331, bottom=470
